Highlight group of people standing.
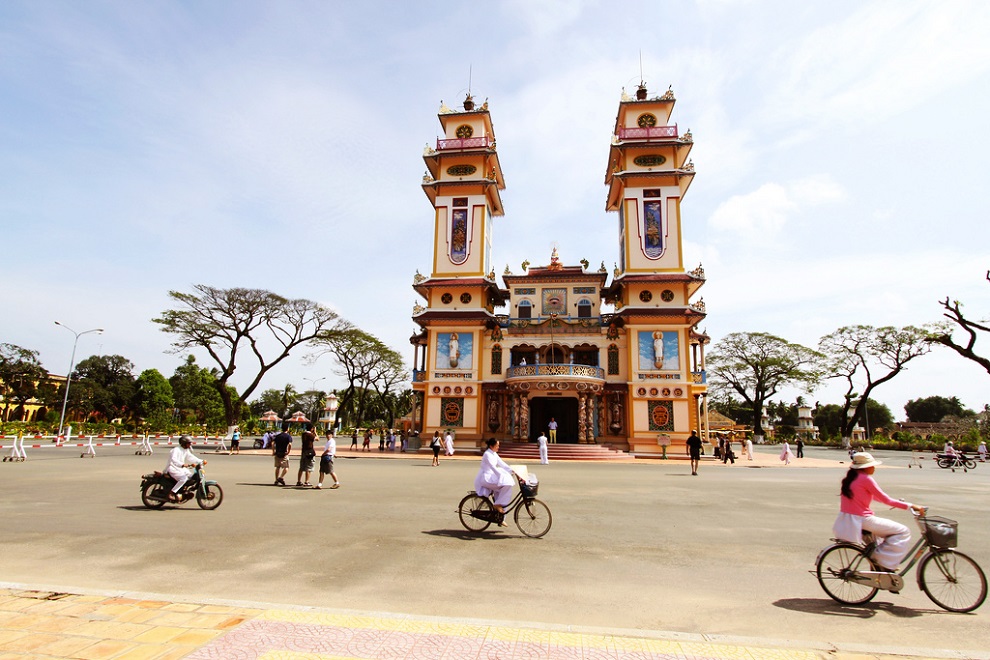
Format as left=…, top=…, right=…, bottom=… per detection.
left=269, top=423, right=339, bottom=489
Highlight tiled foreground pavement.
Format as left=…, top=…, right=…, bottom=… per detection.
left=0, top=587, right=975, bottom=660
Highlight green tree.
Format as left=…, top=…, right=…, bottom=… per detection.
left=0, top=343, right=47, bottom=422
left=819, top=325, right=931, bottom=443
left=929, top=271, right=990, bottom=374
left=310, top=328, right=397, bottom=428
left=169, top=355, right=225, bottom=426
left=904, top=395, right=971, bottom=423
left=707, top=332, right=825, bottom=441
left=153, top=285, right=347, bottom=425
left=133, top=369, right=174, bottom=428
left=71, top=354, right=136, bottom=422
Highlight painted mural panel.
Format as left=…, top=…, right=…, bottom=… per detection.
left=541, top=288, right=566, bottom=315
left=638, top=330, right=679, bottom=371
left=648, top=400, right=675, bottom=432
left=440, top=397, right=464, bottom=427
left=449, top=209, right=469, bottom=264
left=436, top=332, right=473, bottom=370
left=642, top=200, right=664, bottom=258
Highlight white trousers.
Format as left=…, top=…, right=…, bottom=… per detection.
left=479, top=483, right=513, bottom=507
left=539, top=446, right=548, bottom=464
left=834, top=513, right=912, bottom=570
left=168, top=467, right=193, bottom=493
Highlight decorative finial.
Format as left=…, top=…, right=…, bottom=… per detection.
left=488, top=269, right=495, bottom=280
left=439, top=100, right=453, bottom=114
left=521, top=259, right=530, bottom=272
left=481, top=98, right=489, bottom=111
left=503, top=264, right=511, bottom=275
left=579, top=258, right=589, bottom=270
left=463, top=94, right=475, bottom=111
left=614, top=262, right=621, bottom=278
left=620, top=87, right=632, bottom=102
left=599, top=261, right=607, bottom=273
left=660, top=86, right=675, bottom=101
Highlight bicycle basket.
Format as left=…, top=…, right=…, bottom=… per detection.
left=520, top=481, right=539, bottom=498
left=922, top=516, right=958, bottom=549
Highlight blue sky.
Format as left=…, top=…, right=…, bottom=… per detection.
left=2, top=0, right=989, bottom=418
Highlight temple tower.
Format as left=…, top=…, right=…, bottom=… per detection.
left=410, top=95, right=506, bottom=440
left=602, top=83, right=710, bottom=450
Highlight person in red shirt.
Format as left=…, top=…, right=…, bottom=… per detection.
left=832, top=452, right=925, bottom=570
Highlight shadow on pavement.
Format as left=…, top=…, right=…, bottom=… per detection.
left=773, top=597, right=924, bottom=619
left=422, top=529, right=513, bottom=541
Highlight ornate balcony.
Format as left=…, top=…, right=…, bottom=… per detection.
left=617, top=125, right=678, bottom=141
left=437, top=136, right=495, bottom=151
left=504, top=363, right=606, bottom=394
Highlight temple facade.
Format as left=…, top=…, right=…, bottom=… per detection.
left=410, top=85, right=710, bottom=455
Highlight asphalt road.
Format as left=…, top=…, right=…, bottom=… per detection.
left=1, top=444, right=987, bottom=655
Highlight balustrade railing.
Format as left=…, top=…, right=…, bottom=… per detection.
left=617, top=125, right=678, bottom=141
left=506, top=364, right=605, bottom=380
left=436, top=136, right=495, bottom=151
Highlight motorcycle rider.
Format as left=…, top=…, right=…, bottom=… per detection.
left=165, top=435, right=206, bottom=502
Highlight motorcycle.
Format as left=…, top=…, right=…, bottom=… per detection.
left=140, top=463, right=224, bottom=510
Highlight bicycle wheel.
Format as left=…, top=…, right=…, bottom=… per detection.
left=514, top=498, right=552, bottom=538
left=919, top=549, right=987, bottom=612
left=458, top=493, right=493, bottom=532
left=816, top=543, right=879, bottom=605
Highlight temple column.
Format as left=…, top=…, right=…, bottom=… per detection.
left=520, top=394, right=530, bottom=440
left=578, top=394, right=587, bottom=443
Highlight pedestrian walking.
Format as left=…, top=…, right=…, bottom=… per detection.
left=722, top=439, right=735, bottom=464
left=350, top=429, right=358, bottom=451
left=796, top=438, right=804, bottom=458
left=316, top=431, right=340, bottom=489
left=430, top=431, right=442, bottom=466
left=272, top=424, right=292, bottom=486
left=444, top=430, right=455, bottom=456
left=537, top=430, right=549, bottom=464
left=229, top=426, right=240, bottom=455
left=779, top=440, right=793, bottom=465
left=686, top=430, right=702, bottom=476
left=547, top=417, right=558, bottom=443
left=296, top=423, right=317, bottom=487
left=745, top=437, right=754, bottom=461
left=362, top=429, right=372, bottom=452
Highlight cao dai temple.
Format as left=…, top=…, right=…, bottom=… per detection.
left=410, top=84, right=710, bottom=456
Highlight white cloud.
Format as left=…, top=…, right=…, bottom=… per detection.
left=707, top=176, right=844, bottom=237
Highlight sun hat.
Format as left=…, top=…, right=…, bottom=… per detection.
left=850, top=451, right=882, bottom=469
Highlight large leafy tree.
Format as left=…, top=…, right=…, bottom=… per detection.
left=134, top=369, right=174, bottom=428
left=813, top=399, right=893, bottom=439
left=707, top=332, right=825, bottom=441
left=71, top=354, right=136, bottom=422
left=169, top=355, right=225, bottom=426
left=0, top=343, right=47, bottom=422
left=818, top=325, right=931, bottom=442
left=310, top=327, right=398, bottom=428
left=929, top=271, right=990, bottom=374
left=904, top=395, right=971, bottom=423
left=153, top=285, right=347, bottom=425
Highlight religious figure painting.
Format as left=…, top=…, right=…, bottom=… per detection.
left=642, top=200, right=664, bottom=258
left=436, top=332, right=473, bottom=370
left=541, top=287, right=566, bottom=315
left=638, top=330, right=678, bottom=371
left=449, top=209, right=469, bottom=264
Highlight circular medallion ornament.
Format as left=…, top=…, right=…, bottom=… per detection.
left=660, top=289, right=675, bottom=302
left=465, top=386, right=473, bottom=394
left=455, top=124, right=474, bottom=138
left=432, top=386, right=441, bottom=394
left=633, top=154, right=666, bottom=167
left=637, top=387, right=647, bottom=396
left=637, top=113, right=657, bottom=128
left=443, top=386, right=451, bottom=394
left=639, top=290, right=653, bottom=303
left=662, top=388, right=671, bottom=397
left=649, top=387, right=659, bottom=396
left=443, top=401, right=461, bottom=423
left=460, top=292, right=472, bottom=304
left=446, top=164, right=477, bottom=177
left=651, top=405, right=670, bottom=427
left=454, top=386, right=462, bottom=394
left=673, top=388, right=683, bottom=396
left=441, top=292, right=453, bottom=304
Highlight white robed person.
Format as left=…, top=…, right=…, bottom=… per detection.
left=474, top=438, right=517, bottom=526
left=164, top=435, right=206, bottom=502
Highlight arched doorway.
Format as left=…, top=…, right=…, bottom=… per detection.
left=529, top=397, right=578, bottom=442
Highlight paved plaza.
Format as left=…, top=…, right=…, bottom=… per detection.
left=0, top=443, right=987, bottom=659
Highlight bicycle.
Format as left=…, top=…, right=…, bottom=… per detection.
left=815, top=511, right=987, bottom=612
left=935, top=453, right=977, bottom=472
left=457, top=477, right=552, bottom=538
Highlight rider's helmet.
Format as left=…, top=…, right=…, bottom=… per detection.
left=178, top=435, right=192, bottom=448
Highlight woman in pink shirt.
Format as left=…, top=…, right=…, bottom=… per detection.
left=832, top=452, right=925, bottom=570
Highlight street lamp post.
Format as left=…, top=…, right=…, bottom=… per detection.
left=54, top=322, right=104, bottom=440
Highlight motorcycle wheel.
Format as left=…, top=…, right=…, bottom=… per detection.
left=141, top=482, right=168, bottom=509
left=197, top=483, right=224, bottom=510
